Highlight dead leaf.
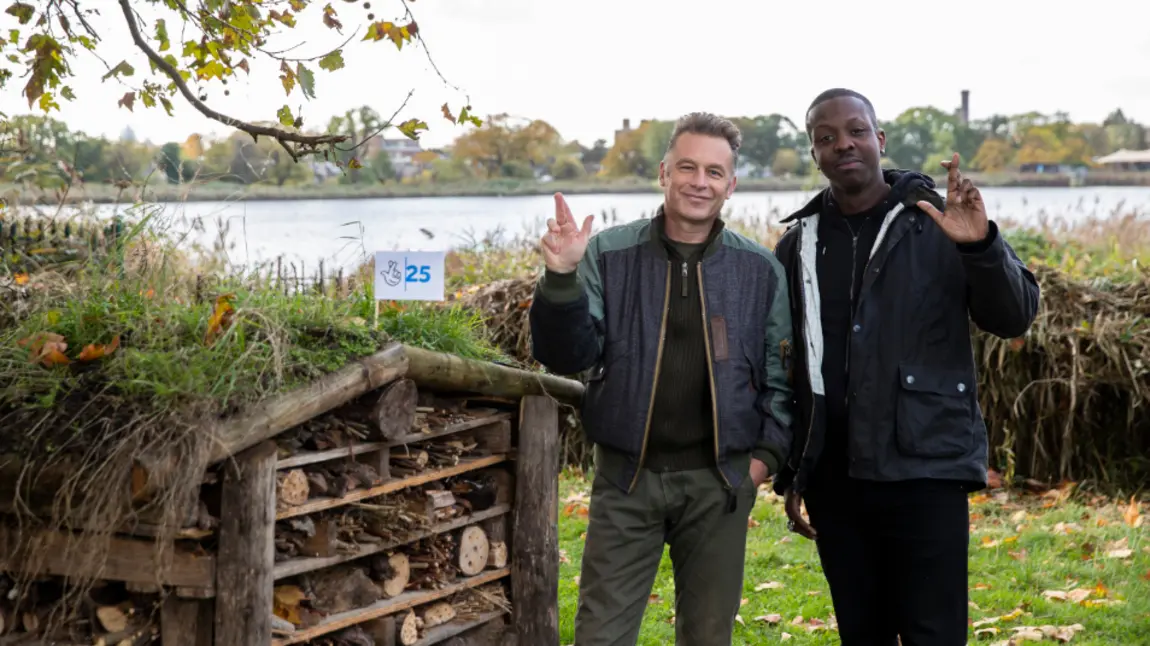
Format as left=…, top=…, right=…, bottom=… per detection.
left=273, top=584, right=308, bottom=626
left=986, top=469, right=1004, bottom=489
left=754, top=614, right=782, bottom=624
left=780, top=633, right=792, bottom=641
left=14, top=273, right=29, bottom=285
left=974, top=626, right=1000, bottom=638
left=18, top=332, right=70, bottom=367
left=755, top=581, right=784, bottom=592
left=1123, top=496, right=1142, bottom=528
left=205, top=293, right=236, bottom=345
left=78, top=335, right=121, bottom=362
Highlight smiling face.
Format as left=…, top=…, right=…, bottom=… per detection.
left=659, top=131, right=737, bottom=225
left=807, top=95, right=886, bottom=194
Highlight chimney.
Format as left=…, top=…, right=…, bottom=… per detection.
left=622, top=118, right=631, bottom=131
left=960, top=90, right=970, bottom=126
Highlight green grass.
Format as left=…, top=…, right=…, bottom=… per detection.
left=557, top=471, right=1150, bottom=645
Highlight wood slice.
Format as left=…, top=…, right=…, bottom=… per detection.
left=398, top=611, right=420, bottom=646
left=420, top=602, right=456, bottom=630
left=456, top=525, right=490, bottom=577
left=337, top=378, right=418, bottom=441
left=380, top=553, right=410, bottom=598
left=487, top=541, right=508, bottom=569
left=277, top=469, right=310, bottom=507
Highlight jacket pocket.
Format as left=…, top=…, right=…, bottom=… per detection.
left=894, top=363, right=975, bottom=458
left=581, top=338, right=631, bottom=445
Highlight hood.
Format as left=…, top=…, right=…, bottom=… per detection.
left=780, top=169, right=943, bottom=223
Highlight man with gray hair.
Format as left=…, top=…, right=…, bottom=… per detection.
left=528, top=112, right=796, bottom=645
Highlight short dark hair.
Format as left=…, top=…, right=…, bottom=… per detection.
left=665, top=112, right=742, bottom=167
left=805, top=88, right=879, bottom=138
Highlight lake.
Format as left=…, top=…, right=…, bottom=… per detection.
left=91, top=186, right=1150, bottom=271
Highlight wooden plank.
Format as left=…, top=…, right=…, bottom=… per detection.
left=386, top=412, right=511, bottom=448
left=0, top=526, right=214, bottom=592
left=275, top=455, right=507, bottom=520
left=412, top=610, right=507, bottom=646
left=275, top=412, right=511, bottom=471
left=273, top=505, right=511, bottom=580
left=270, top=569, right=511, bottom=646
left=510, top=396, right=560, bottom=646
left=277, top=441, right=389, bottom=470
left=214, top=441, right=277, bottom=646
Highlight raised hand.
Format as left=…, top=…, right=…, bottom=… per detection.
left=916, top=153, right=990, bottom=244
left=541, top=192, right=594, bottom=274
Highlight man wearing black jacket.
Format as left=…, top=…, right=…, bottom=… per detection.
left=771, top=88, right=1040, bottom=645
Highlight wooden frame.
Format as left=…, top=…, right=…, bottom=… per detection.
left=0, top=345, right=579, bottom=646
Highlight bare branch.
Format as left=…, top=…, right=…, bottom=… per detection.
left=335, top=89, right=416, bottom=154
left=115, top=0, right=348, bottom=152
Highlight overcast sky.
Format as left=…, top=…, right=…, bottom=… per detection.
left=3, top=0, right=1148, bottom=149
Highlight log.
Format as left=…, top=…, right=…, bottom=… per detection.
left=456, top=526, right=490, bottom=577
left=420, top=602, right=456, bottom=630
left=97, top=605, right=129, bottom=632
left=376, top=553, right=411, bottom=599
left=402, top=346, right=583, bottom=406
left=511, top=396, right=560, bottom=645
left=133, top=343, right=408, bottom=500
left=276, top=469, right=310, bottom=507
left=306, top=567, right=379, bottom=615
left=398, top=611, right=420, bottom=646
left=214, top=441, right=277, bottom=646
left=336, top=378, right=419, bottom=441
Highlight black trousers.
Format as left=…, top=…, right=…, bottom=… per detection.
left=804, top=476, right=971, bottom=646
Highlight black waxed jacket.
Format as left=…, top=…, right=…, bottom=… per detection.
left=771, top=170, right=1041, bottom=495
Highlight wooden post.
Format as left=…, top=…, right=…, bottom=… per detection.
left=510, top=396, right=559, bottom=646
left=214, top=441, right=277, bottom=646
left=162, top=596, right=213, bottom=646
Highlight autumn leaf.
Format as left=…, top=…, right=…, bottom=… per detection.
left=347, top=157, right=363, bottom=169
left=397, top=118, right=428, bottom=141
left=318, top=49, right=344, bottom=72
left=204, top=293, right=236, bottom=345
left=1122, top=495, right=1142, bottom=527
left=102, top=60, right=135, bottom=81
left=442, top=103, right=456, bottom=124
left=754, top=581, right=784, bottom=591
left=279, top=60, right=296, bottom=95
left=273, top=584, right=308, bottom=626
left=277, top=105, right=294, bottom=128
left=18, top=331, right=70, bottom=367
left=5, top=2, right=34, bottom=25
left=118, top=91, right=136, bottom=111
left=321, top=4, right=343, bottom=30
left=13, top=272, right=29, bottom=285
left=78, top=335, right=121, bottom=362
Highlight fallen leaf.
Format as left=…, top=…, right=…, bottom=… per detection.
left=754, top=614, right=782, bottom=624
left=974, top=627, right=1000, bottom=637
left=780, top=633, right=792, bottom=641
left=755, top=581, right=784, bottom=592
left=973, top=583, right=993, bottom=591
left=1011, top=510, right=1028, bottom=523
left=1011, top=626, right=1045, bottom=641
left=648, top=594, right=661, bottom=605
left=1009, top=549, right=1028, bottom=561
left=735, top=614, right=744, bottom=625
left=1123, top=496, right=1142, bottom=528
left=18, top=332, right=70, bottom=367
left=986, top=469, right=1004, bottom=489
left=14, top=273, right=29, bottom=285
left=791, top=615, right=804, bottom=625
left=77, top=335, right=121, bottom=362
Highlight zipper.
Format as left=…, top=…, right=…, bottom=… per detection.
left=696, top=261, right=731, bottom=490
left=628, top=260, right=672, bottom=493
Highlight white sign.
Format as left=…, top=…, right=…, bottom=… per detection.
left=374, top=250, right=446, bottom=302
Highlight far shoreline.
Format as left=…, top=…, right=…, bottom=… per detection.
left=3, top=171, right=1149, bottom=206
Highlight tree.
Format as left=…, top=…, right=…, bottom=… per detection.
left=450, top=114, right=563, bottom=178
left=1, top=0, right=479, bottom=167
left=971, top=138, right=1014, bottom=172
left=770, top=148, right=801, bottom=176
left=157, top=142, right=182, bottom=184
left=601, top=122, right=654, bottom=179
left=734, top=114, right=801, bottom=175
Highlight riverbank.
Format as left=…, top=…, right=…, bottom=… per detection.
left=4, top=171, right=1150, bottom=205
